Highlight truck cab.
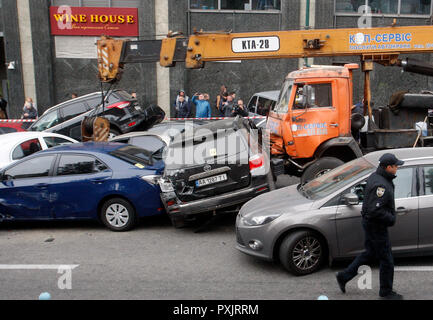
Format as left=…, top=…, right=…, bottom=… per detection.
left=267, top=64, right=363, bottom=182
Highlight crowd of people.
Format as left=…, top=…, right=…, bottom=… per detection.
left=173, top=85, right=249, bottom=118
left=0, top=95, right=38, bottom=120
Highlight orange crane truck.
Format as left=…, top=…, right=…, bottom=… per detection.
left=97, top=24, right=433, bottom=182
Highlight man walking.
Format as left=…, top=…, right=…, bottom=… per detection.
left=336, top=153, right=404, bottom=300
left=192, top=93, right=212, bottom=118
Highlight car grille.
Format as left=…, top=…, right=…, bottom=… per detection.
left=236, top=228, right=245, bottom=246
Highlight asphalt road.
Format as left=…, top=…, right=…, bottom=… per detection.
left=1, top=175, right=433, bottom=300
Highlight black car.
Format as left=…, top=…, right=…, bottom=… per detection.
left=28, top=90, right=165, bottom=141
left=158, top=117, right=274, bottom=227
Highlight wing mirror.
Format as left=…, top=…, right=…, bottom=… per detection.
left=343, top=193, right=359, bottom=206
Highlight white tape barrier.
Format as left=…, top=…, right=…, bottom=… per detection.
left=0, top=119, right=36, bottom=123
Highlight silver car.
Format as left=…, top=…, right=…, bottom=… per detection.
left=236, top=147, right=433, bottom=276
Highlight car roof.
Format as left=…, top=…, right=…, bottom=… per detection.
left=364, top=147, right=433, bottom=166
left=110, top=131, right=172, bottom=146
left=42, top=91, right=103, bottom=115
left=0, top=131, right=77, bottom=147
left=38, top=142, right=125, bottom=155
left=251, top=90, right=280, bottom=101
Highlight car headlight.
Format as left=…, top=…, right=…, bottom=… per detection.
left=243, top=213, right=282, bottom=226
left=158, top=178, right=175, bottom=192
left=141, top=175, right=161, bottom=185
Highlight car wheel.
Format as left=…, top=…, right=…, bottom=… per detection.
left=108, top=128, right=120, bottom=139
left=279, top=231, right=325, bottom=276
left=301, top=157, right=344, bottom=184
left=100, top=198, right=137, bottom=232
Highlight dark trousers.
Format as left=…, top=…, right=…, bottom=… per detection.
left=339, top=220, right=394, bottom=296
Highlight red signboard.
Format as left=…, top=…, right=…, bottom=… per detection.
left=50, top=7, right=139, bottom=36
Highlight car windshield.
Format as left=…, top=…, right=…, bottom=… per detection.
left=30, top=110, right=59, bottom=131
left=300, top=157, right=375, bottom=200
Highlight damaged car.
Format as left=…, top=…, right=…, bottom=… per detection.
left=158, top=117, right=275, bottom=228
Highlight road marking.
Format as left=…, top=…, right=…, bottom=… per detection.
left=395, top=266, right=433, bottom=272
left=0, top=264, right=79, bottom=270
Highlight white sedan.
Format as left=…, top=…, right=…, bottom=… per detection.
left=0, top=132, right=78, bottom=169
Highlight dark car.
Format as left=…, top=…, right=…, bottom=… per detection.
left=28, top=90, right=165, bottom=141
left=0, top=142, right=165, bottom=231
left=158, top=117, right=274, bottom=227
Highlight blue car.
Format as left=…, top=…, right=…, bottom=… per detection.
left=0, top=142, right=165, bottom=231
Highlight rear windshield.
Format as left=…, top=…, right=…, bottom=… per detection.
left=110, top=145, right=153, bottom=166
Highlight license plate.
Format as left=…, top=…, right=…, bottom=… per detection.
left=195, top=174, right=227, bottom=188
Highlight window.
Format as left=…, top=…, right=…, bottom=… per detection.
left=4, top=155, right=55, bottom=180
left=422, top=166, right=433, bottom=195
left=12, top=139, right=43, bottom=160
left=0, top=127, right=17, bottom=134
left=110, top=145, right=153, bottom=166
left=44, top=136, right=74, bottom=148
left=61, top=102, right=89, bottom=122
left=274, top=80, right=293, bottom=113
left=57, top=155, right=108, bottom=176
left=190, top=0, right=280, bottom=10
left=394, top=167, right=414, bottom=199
left=30, top=110, right=60, bottom=131
left=294, top=83, right=333, bottom=109
left=51, top=0, right=141, bottom=7
left=247, top=96, right=258, bottom=113
left=335, top=0, right=431, bottom=15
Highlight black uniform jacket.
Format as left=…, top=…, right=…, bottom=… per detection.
left=361, top=166, right=397, bottom=227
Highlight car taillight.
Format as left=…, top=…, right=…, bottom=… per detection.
left=249, top=154, right=264, bottom=171
left=128, top=121, right=136, bottom=127
left=107, top=101, right=130, bottom=109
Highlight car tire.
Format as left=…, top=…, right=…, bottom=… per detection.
left=108, top=128, right=120, bottom=139
left=301, top=157, right=344, bottom=184
left=100, top=198, right=137, bottom=232
left=279, top=231, right=325, bottom=276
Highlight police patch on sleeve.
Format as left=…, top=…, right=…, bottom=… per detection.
left=376, top=187, right=385, bottom=198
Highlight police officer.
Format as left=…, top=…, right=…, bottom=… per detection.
left=336, top=153, right=404, bottom=300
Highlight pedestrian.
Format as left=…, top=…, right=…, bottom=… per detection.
left=204, top=93, right=210, bottom=102
left=216, top=85, right=227, bottom=115
left=336, top=153, right=405, bottom=300
left=191, top=93, right=212, bottom=118
left=0, top=94, right=8, bottom=119
left=174, top=90, right=189, bottom=106
left=22, top=98, right=38, bottom=119
left=234, top=99, right=249, bottom=117
left=174, top=95, right=191, bottom=118
left=221, top=94, right=235, bottom=117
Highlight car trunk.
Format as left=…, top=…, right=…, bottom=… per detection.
left=164, top=120, right=252, bottom=202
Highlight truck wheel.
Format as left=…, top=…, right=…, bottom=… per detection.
left=301, top=157, right=344, bottom=184
left=279, top=231, right=325, bottom=276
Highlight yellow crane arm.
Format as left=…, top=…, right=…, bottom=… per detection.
left=98, top=25, right=433, bottom=82
left=181, top=25, right=433, bottom=68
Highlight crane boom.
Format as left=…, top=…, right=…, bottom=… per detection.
left=97, top=25, right=433, bottom=82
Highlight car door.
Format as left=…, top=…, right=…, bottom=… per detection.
left=49, top=154, right=113, bottom=219
left=417, top=164, right=433, bottom=251
left=335, top=166, right=418, bottom=257
left=0, top=154, right=56, bottom=220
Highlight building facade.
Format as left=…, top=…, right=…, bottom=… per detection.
left=0, top=0, right=432, bottom=118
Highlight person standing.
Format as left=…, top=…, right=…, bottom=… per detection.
left=0, top=94, right=8, bottom=119
left=221, top=94, right=235, bottom=117
left=216, top=85, right=227, bottom=115
left=336, top=153, right=405, bottom=300
left=174, top=95, right=191, bottom=118
left=22, top=99, right=38, bottom=119
left=192, top=93, right=212, bottom=118
left=234, top=99, right=249, bottom=117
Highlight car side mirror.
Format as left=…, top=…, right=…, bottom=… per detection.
left=343, top=193, right=359, bottom=206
